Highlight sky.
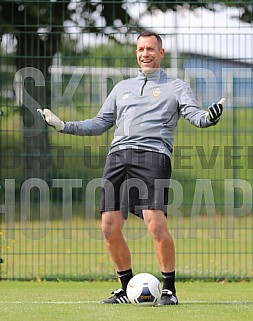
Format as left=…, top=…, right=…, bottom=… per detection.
left=73, top=4, right=253, bottom=64
left=135, top=6, right=253, bottom=63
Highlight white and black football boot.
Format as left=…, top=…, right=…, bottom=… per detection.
left=101, top=289, right=130, bottom=304
left=157, top=289, right=178, bottom=306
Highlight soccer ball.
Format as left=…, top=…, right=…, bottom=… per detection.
left=126, top=273, right=162, bottom=306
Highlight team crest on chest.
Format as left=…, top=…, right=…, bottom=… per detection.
left=153, top=88, right=161, bottom=97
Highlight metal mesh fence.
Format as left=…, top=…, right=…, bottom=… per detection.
left=0, top=1, right=252, bottom=281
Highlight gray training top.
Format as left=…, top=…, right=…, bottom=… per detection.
left=63, top=68, right=216, bottom=158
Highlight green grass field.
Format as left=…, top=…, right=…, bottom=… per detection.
left=1, top=281, right=253, bottom=321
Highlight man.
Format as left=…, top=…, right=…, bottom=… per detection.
left=38, top=31, right=224, bottom=306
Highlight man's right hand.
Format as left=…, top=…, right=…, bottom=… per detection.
left=37, top=108, right=65, bottom=132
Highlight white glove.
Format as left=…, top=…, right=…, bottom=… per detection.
left=37, top=108, right=65, bottom=132
left=207, top=98, right=225, bottom=123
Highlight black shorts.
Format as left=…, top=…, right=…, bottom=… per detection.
left=100, top=149, right=172, bottom=218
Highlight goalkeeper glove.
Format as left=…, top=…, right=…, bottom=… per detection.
left=37, top=108, right=65, bottom=132
left=207, top=98, right=225, bottom=123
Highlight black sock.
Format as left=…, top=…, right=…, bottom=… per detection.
left=117, top=269, right=133, bottom=292
left=161, top=271, right=176, bottom=294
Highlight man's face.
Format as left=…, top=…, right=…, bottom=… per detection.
left=136, top=35, right=165, bottom=74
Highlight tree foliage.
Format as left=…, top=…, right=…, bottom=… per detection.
left=1, top=1, right=253, bottom=42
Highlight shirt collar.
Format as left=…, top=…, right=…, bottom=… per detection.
left=137, top=68, right=164, bottom=82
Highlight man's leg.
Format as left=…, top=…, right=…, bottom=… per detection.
left=143, top=209, right=175, bottom=271
left=143, top=209, right=178, bottom=305
left=101, top=210, right=131, bottom=271
left=100, top=211, right=133, bottom=304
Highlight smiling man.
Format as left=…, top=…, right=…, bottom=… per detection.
left=37, top=31, right=224, bottom=306
left=136, top=33, right=165, bottom=73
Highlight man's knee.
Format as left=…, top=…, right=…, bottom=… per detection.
left=101, top=211, right=123, bottom=239
left=144, top=211, right=168, bottom=240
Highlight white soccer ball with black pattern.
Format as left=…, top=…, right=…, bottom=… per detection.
left=126, top=273, right=162, bottom=306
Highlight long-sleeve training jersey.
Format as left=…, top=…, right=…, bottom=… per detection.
left=63, top=68, right=217, bottom=158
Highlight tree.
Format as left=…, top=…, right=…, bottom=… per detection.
left=0, top=1, right=69, bottom=185
left=0, top=0, right=252, bottom=185
left=144, top=1, right=253, bottom=24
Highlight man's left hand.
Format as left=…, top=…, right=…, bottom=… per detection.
left=207, top=98, right=225, bottom=123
